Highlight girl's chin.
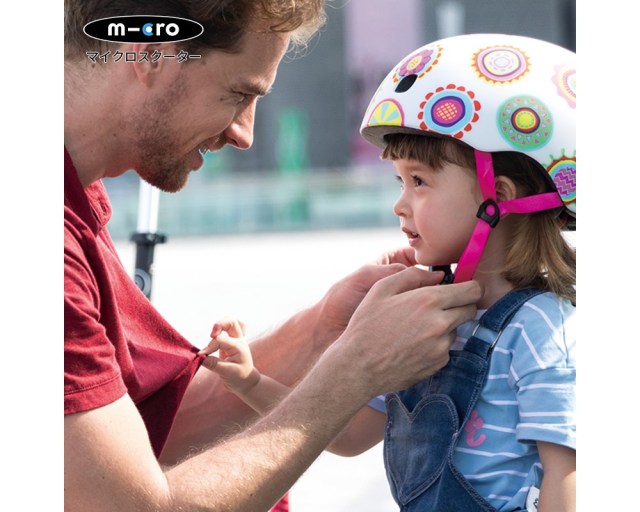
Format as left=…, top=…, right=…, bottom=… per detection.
left=414, top=249, right=460, bottom=269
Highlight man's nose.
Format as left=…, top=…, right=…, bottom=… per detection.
left=224, top=104, right=255, bottom=150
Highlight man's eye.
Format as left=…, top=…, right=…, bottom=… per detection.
left=235, top=93, right=249, bottom=104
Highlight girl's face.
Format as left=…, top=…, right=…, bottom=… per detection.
left=392, top=158, right=481, bottom=267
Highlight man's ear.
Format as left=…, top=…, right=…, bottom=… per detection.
left=129, top=43, right=175, bottom=87
left=495, top=175, right=518, bottom=202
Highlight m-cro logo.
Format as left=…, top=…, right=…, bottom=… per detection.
left=84, top=15, right=203, bottom=44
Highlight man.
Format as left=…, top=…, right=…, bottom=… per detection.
left=64, top=1, right=483, bottom=510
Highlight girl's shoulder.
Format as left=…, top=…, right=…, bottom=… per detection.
left=513, top=291, right=575, bottom=329
left=456, top=292, right=575, bottom=352
left=500, top=291, right=576, bottom=363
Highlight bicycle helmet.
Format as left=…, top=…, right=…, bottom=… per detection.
left=360, top=33, right=576, bottom=283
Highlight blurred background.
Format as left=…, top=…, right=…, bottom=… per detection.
left=109, top=1, right=576, bottom=510
left=105, top=0, right=576, bottom=240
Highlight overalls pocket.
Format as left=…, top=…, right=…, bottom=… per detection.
left=384, top=392, right=459, bottom=505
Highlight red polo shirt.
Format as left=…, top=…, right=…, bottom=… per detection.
left=64, top=148, right=203, bottom=457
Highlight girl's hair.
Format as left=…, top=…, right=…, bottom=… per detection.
left=382, top=133, right=576, bottom=303
left=64, top=0, right=326, bottom=61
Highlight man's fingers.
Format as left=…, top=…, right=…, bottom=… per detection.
left=371, top=266, right=445, bottom=296
left=436, top=280, right=484, bottom=310
left=439, top=304, right=480, bottom=332
left=353, top=262, right=408, bottom=290
left=374, top=246, right=418, bottom=267
left=372, top=267, right=484, bottom=310
left=403, top=279, right=484, bottom=332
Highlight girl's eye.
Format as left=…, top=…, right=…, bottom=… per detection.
left=395, top=175, right=404, bottom=189
left=411, top=175, right=425, bottom=187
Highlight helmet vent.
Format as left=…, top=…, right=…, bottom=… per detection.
left=395, top=74, right=417, bottom=93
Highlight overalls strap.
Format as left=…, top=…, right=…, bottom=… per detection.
left=480, top=288, right=546, bottom=333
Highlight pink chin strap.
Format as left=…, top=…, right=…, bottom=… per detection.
left=451, top=150, right=564, bottom=283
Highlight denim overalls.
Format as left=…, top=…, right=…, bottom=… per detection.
left=383, top=288, right=544, bottom=512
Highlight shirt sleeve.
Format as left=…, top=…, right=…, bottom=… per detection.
left=64, top=221, right=126, bottom=414
left=509, top=296, right=576, bottom=450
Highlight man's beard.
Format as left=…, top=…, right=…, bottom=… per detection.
left=135, top=135, right=193, bottom=193
left=130, top=82, right=196, bottom=193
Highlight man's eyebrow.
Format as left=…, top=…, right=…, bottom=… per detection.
left=238, top=81, right=273, bottom=97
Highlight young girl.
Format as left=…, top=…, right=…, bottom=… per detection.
left=200, top=33, right=576, bottom=512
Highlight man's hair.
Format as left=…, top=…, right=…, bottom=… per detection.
left=382, top=133, right=576, bottom=303
left=65, top=0, right=326, bottom=60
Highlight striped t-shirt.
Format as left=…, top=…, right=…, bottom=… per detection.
left=370, top=292, right=576, bottom=511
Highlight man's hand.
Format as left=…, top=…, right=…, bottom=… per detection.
left=326, top=265, right=483, bottom=397
left=312, top=246, right=420, bottom=350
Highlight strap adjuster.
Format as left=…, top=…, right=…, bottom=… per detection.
left=476, top=199, right=500, bottom=228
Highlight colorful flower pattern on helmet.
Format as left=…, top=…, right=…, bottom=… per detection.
left=473, top=45, right=530, bottom=84
left=418, top=84, right=481, bottom=139
left=498, top=95, right=553, bottom=150
left=393, top=46, right=442, bottom=83
left=368, top=99, right=404, bottom=128
left=547, top=153, right=576, bottom=210
left=554, top=64, right=576, bottom=108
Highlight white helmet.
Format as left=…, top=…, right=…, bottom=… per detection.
left=360, top=33, right=576, bottom=282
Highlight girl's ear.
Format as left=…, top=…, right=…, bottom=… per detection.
left=495, top=175, right=518, bottom=202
